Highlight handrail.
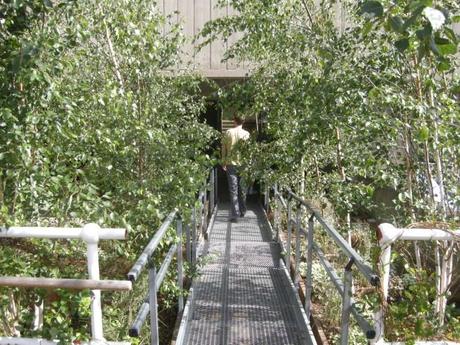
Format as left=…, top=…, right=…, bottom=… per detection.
left=313, top=244, right=375, bottom=339
left=0, top=223, right=128, bottom=343
left=0, top=167, right=218, bottom=345
left=0, top=226, right=126, bottom=240
left=128, top=210, right=178, bottom=282
left=270, top=186, right=378, bottom=344
left=127, top=167, right=218, bottom=345
left=373, top=223, right=460, bottom=343
left=129, top=244, right=178, bottom=337
left=0, top=337, right=129, bottom=345
left=0, top=277, right=132, bottom=291
left=287, top=189, right=379, bottom=286
left=274, top=190, right=287, bottom=209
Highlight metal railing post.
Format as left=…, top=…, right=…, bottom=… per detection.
left=305, top=215, right=314, bottom=319
left=279, top=189, right=378, bottom=341
left=81, top=223, right=104, bottom=340
left=149, top=267, right=159, bottom=345
left=295, top=206, right=301, bottom=287
left=264, top=184, right=269, bottom=210
left=192, top=207, right=197, bottom=265
left=274, top=185, right=281, bottom=242
left=287, top=189, right=379, bottom=286
left=285, top=199, right=292, bottom=271
left=210, top=170, right=215, bottom=212
left=214, top=168, right=218, bottom=204
left=185, top=223, right=191, bottom=264
left=202, top=190, right=207, bottom=234
left=177, top=216, right=184, bottom=312
left=340, top=259, right=354, bottom=345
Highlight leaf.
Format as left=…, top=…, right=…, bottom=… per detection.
left=395, top=38, right=410, bottom=52
left=409, top=0, right=432, bottom=11
left=403, top=6, right=425, bottom=30
left=360, top=1, right=384, bottom=18
left=437, top=59, right=451, bottom=72
left=452, top=15, right=460, bottom=23
left=415, top=318, right=424, bottom=336
left=416, top=126, right=430, bottom=141
left=389, top=16, right=404, bottom=33
left=362, top=20, right=374, bottom=36
left=435, top=36, right=457, bottom=55
left=368, top=87, right=380, bottom=99
left=429, top=36, right=440, bottom=55
left=444, top=28, right=458, bottom=44
left=416, top=25, right=432, bottom=40
left=452, top=84, right=460, bottom=94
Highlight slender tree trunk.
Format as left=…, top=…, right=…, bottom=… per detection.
left=436, top=241, right=454, bottom=325
left=313, top=152, right=320, bottom=188
left=429, top=87, right=447, bottom=219
left=435, top=243, right=441, bottom=314
left=299, top=155, right=305, bottom=195
left=3, top=291, right=20, bottom=336
left=424, top=141, right=434, bottom=202
left=335, top=127, right=346, bottom=182
left=403, top=124, right=422, bottom=269
left=335, top=127, right=352, bottom=242
left=100, top=4, right=125, bottom=91
left=12, top=181, right=19, bottom=214
left=0, top=174, right=4, bottom=206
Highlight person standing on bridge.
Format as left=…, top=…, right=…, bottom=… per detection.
left=222, top=115, right=250, bottom=222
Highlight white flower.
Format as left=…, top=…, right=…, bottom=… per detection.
left=423, top=7, right=445, bottom=31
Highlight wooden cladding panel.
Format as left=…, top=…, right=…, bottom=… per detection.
left=178, top=0, right=195, bottom=61
left=210, top=0, right=227, bottom=70
left=161, top=0, right=247, bottom=78
left=226, top=4, right=241, bottom=70
left=195, top=0, right=212, bottom=69
left=163, top=0, right=178, bottom=33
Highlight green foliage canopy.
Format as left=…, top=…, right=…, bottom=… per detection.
left=0, top=0, right=216, bottom=341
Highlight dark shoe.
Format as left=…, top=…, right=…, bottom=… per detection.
left=239, top=212, right=246, bottom=218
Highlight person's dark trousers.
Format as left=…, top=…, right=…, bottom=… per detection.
left=226, top=165, right=247, bottom=219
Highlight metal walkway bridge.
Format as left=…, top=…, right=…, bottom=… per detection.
left=11, top=169, right=448, bottom=345
left=175, top=202, right=316, bottom=345
left=0, top=170, right=381, bottom=345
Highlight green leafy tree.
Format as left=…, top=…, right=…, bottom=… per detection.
left=1, top=0, right=216, bottom=342
left=201, top=0, right=459, bottom=342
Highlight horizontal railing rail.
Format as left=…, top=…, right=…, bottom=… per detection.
left=0, top=277, right=132, bottom=291
left=312, top=243, right=375, bottom=338
left=0, top=226, right=126, bottom=239
left=129, top=244, right=178, bottom=337
left=286, top=189, right=379, bottom=286
left=372, top=223, right=460, bottom=344
left=0, top=167, right=218, bottom=345
left=0, top=337, right=130, bottom=345
left=270, top=186, right=378, bottom=345
left=128, top=167, right=218, bottom=345
left=128, top=210, right=178, bottom=282
left=0, top=223, right=130, bottom=344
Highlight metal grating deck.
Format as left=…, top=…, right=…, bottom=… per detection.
left=176, top=203, right=317, bottom=345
